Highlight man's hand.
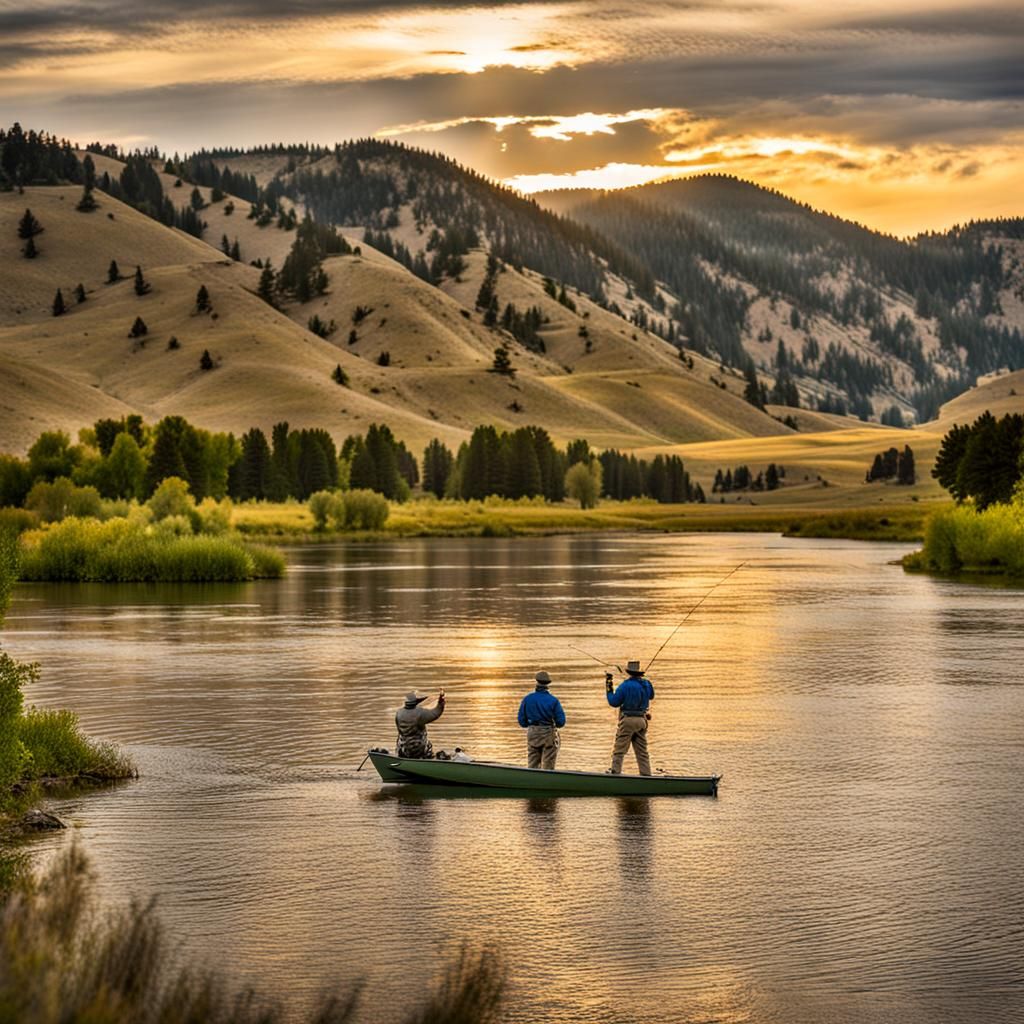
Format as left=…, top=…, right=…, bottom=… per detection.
left=605, top=672, right=613, bottom=690
left=438, top=689, right=446, bottom=704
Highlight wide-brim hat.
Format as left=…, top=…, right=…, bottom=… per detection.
left=626, top=660, right=643, bottom=675
left=535, top=670, right=551, bottom=687
left=404, top=691, right=429, bottom=707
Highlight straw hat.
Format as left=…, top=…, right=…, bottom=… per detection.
left=626, top=661, right=643, bottom=675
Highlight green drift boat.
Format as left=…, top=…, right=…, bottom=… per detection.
left=367, top=750, right=720, bottom=796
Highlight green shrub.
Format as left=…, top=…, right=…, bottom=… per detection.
left=907, top=501, right=1024, bottom=577
left=309, top=490, right=343, bottom=531
left=25, top=478, right=103, bottom=523
left=0, top=508, right=38, bottom=535
left=0, top=455, right=32, bottom=508
left=18, top=707, right=134, bottom=781
left=341, top=489, right=389, bottom=530
left=17, top=518, right=285, bottom=582
left=147, top=477, right=195, bottom=522
left=196, top=497, right=232, bottom=535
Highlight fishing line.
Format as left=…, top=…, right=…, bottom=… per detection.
left=644, top=561, right=747, bottom=673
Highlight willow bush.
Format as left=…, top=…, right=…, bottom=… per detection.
left=904, top=500, right=1024, bottom=576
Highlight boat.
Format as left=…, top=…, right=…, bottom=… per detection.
left=366, top=749, right=720, bottom=796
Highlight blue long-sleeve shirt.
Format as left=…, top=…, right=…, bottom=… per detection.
left=607, top=676, right=655, bottom=716
left=518, top=689, right=566, bottom=728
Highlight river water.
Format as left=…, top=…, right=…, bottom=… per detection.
left=6, top=534, right=1024, bottom=1023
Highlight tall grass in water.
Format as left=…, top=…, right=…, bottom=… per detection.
left=0, top=845, right=505, bottom=1024
left=17, top=708, right=135, bottom=781
left=904, top=501, right=1024, bottom=576
left=17, top=518, right=285, bottom=583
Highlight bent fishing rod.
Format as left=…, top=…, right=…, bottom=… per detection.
left=643, top=561, right=747, bottom=674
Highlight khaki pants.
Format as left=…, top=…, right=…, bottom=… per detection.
left=526, top=725, right=560, bottom=769
left=610, top=715, right=651, bottom=775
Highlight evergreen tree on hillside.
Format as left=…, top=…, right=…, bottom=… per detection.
left=134, top=265, right=151, bottom=296
left=74, top=283, right=86, bottom=304
left=331, top=364, right=349, bottom=386
left=52, top=288, right=65, bottom=317
left=129, top=316, right=148, bottom=338
left=107, top=259, right=120, bottom=284
left=199, top=349, right=214, bottom=371
left=897, top=446, right=916, bottom=485
left=22, top=235, right=38, bottom=259
left=76, top=185, right=98, bottom=212
left=195, top=285, right=211, bottom=312
left=17, top=208, right=42, bottom=239
left=491, top=345, right=514, bottom=376
left=257, top=265, right=276, bottom=307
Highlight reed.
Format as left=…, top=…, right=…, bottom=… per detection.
left=17, top=518, right=285, bottom=583
left=0, top=844, right=505, bottom=1024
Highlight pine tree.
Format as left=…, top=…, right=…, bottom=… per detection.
left=17, top=209, right=42, bottom=239
left=195, top=285, right=211, bottom=312
left=766, top=463, right=780, bottom=490
left=331, top=364, right=349, bottom=386
left=491, top=345, right=514, bottom=375
left=897, top=446, right=916, bottom=485
left=200, top=349, right=214, bottom=371
left=107, top=259, right=120, bottom=284
left=76, top=186, right=98, bottom=212
left=74, top=283, right=86, bottom=304
left=129, top=316, right=147, bottom=338
left=22, top=235, right=38, bottom=259
left=422, top=439, right=454, bottom=498
left=191, top=187, right=206, bottom=211
left=230, top=239, right=241, bottom=262
left=221, top=234, right=231, bottom=256
left=134, top=265, right=151, bottom=296
left=52, top=289, right=65, bottom=317
left=257, top=265, right=276, bottom=307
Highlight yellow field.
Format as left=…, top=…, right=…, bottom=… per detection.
left=232, top=496, right=942, bottom=542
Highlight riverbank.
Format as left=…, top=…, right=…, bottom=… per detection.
left=234, top=497, right=939, bottom=543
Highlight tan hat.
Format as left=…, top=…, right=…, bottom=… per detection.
left=626, top=661, right=643, bottom=675
left=404, top=691, right=429, bottom=707
left=535, top=670, right=551, bottom=687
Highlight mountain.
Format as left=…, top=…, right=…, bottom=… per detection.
left=538, top=176, right=1024, bottom=423
left=0, top=128, right=784, bottom=458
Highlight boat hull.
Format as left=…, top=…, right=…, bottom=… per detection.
left=367, top=750, right=719, bottom=796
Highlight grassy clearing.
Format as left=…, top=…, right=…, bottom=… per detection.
left=0, top=843, right=505, bottom=1023
left=17, top=518, right=285, bottom=582
left=903, top=501, right=1024, bottom=577
left=233, top=496, right=938, bottom=543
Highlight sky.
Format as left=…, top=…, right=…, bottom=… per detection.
left=1, top=0, right=1022, bottom=235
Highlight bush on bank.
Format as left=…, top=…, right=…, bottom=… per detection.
left=17, top=517, right=285, bottom=583
left=903, top=499, right=1024, bottom=576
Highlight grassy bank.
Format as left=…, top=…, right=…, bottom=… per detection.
left=18, top=517, right=285, bottom=583
left=0, top=844, right=505, bottom=1024
left=233, top=496, right=936, bottom=543
left=903, top=501, right=1024, bottom=578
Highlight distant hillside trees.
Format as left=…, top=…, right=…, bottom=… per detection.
left=865, top=446, right=916, bottom=485
left=932, top=413, right=1024, bottom=508
left=1, top=123, right=81, bottom=187
left=278, top=214, right=349, bottom=302
left=422, top=439, right=454, bottom=498
left=712, top=463, right=784, bottom=494
left=600, top=450, right=705, bottom=502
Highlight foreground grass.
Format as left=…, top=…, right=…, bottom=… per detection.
left=0, top=843, right=505, bottom=1023
left=18, top=518, right=285, bottom=583
left=233, top=497, right=937, bottom=543
left=903, top=500, right=1024, bottom=578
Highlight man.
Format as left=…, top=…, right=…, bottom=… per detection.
left=606, top=660, right=654, bottom=775
left=395, top=689, right=445, bottom=758
left=517, top=670, right=566, bottom=769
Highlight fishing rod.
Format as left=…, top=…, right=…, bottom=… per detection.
left=568, top=644, right=623, bottom=675
left=644, top=561, right=747, bottom=674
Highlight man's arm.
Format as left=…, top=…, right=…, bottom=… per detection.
left=647, top=679, right=655, bottom=701
left=553, top=697, right=566, bottom=728
left=421, top=694, right=446, bottom=723
left=517, top=697, right=529, bottom=728
left=605, top=674, right=624, bottom=707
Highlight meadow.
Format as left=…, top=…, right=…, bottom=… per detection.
left=233, top=495, right=938, bottom=543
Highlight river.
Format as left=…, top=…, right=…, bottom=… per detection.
left=6, top=534, right=1024, bottom=1023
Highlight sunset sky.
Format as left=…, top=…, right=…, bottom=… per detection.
left=2, top=0, right=1021, bottom=235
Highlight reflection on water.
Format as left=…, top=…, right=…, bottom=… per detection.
left=6, top=534, right=1024, bottom=1023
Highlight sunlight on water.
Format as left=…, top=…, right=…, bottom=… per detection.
left=6, top=534, right=1024, bottom=1023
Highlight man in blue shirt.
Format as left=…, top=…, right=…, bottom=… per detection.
left=606, top=660, right=655, bottom=775
left=517, top=670, right=566, bottom=769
